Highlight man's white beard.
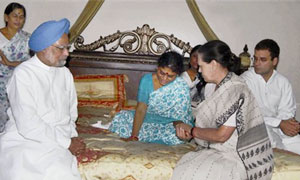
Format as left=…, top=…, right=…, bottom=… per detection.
left=56, top=60, right=66, bottom=67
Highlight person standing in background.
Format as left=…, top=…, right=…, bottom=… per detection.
left=0, top=2, right=31, bottom=132
left=181, top=45, right=206, bottom=106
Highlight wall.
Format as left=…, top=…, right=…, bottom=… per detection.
left=1, top=0, right=299, bottom=119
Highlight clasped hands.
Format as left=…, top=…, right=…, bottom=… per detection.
left=121, top=123, right=195, bottom=142
left=279, top=117, right=300, bottom=137
left=0, top=50, right=8, bottom=65
left=175, top=123, right=193, bottom=141
left=0, top=50, right=15, bottom=66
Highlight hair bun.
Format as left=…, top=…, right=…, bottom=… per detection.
left=228, top=53, right=241, bottom=73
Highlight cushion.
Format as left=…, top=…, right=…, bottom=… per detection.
left=74, top=74, right=128, bottom=109
left=272, top=148, right=300, bottom=180
left=120, top=99, right=137, bottom=110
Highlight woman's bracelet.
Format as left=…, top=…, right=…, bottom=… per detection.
left=190, top=127, right=196, bottom=137
left=129, top=135, right=139, bottom=141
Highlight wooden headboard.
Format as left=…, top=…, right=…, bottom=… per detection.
left=67, top=24, right=192, bottom=100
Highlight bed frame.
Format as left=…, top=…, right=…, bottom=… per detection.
left=68, top=25, right=300, bottom=180
left=67, top=24, right=192, bottom=99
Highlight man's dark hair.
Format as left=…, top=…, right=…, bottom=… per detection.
left=255, top=39, right=280, bottom=60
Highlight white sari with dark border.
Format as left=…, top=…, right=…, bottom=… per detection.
left=172, top=72, right=273, bottom=180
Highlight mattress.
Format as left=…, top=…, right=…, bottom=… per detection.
left=75, top=106, right=300, bottom=180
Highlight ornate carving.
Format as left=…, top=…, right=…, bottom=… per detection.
left=73, top=24, right=192, bottom=56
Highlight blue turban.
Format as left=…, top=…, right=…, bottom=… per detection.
left=29, top=18, right=70, bottom=52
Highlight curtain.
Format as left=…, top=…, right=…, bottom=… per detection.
left=186, top=0, right=218, bottom=41
left=69, top=0, right=105, bottom=43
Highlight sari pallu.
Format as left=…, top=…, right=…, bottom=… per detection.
left=0, top=30, right=31, bottom=76
left=109, top=76, right=193, bottom=145
left=0, top=30, right=31, bottom=132
left=173, top=73, right=273, bottom=180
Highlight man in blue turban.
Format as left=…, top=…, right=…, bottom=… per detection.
left=0, top=18, right=85, bottom=180
left=29, top=18, right=71, bottom=67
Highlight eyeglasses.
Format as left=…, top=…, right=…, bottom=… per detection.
left=51, top=44, right=72, bottom=51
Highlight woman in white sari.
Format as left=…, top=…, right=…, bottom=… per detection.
left=172, top=40, right=273, bottom=180
left=0, top=3, right=31, bottom=132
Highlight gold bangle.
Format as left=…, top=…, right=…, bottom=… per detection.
left=130, top=135, right=139, bottom=141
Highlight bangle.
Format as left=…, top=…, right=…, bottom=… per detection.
left=190, top=127, right=195, bottom=137
left=130, top=135, right=139, bottom=141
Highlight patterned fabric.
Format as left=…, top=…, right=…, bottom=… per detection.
left=272, top=148, right=300, bottom=180
left=0, top=30, right=30, bottom=132
left=78, top=129, right=196, bottom=180
left=172, top=72, right=274, bottom=180
left=75, top=106, right=300, bottom=180
left=109, top=73, right=193, bottom=145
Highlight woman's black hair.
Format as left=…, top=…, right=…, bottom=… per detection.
left=157, top=51, right=184, bottom=75
left=198, top=40, right=240, bottom=73
left=4, top=2, right=26, bottom=27
left=190, top=44, right=202, bottom=56
left=188, top=44, right=202, bottom=69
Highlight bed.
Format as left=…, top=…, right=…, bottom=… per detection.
left=67, top=24, right=300, bottom=180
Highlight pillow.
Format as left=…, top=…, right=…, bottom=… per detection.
left=120, top=99, right=137, bottom=110
left=74, top=74, right=128, bottom=108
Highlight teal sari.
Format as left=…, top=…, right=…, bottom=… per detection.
left=109, top=73, right=193, bottom=145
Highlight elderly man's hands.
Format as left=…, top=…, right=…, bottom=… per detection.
left=279, top=118, right=300, bottom=137
left=69, top=137, right=86, bottom=156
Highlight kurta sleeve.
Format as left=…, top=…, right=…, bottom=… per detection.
left=241, top=72, right=280, bottom=127
left=7, top=68, right=73, bottom=149
left=263, top=117, right=281, bottom=127
left=276, top=80, right=297, bottom=119
left=69, top=72, right=78, bottom=138
left=262, top=81, right=296, bottom=127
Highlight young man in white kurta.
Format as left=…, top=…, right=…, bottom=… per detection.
left=241, top=39, right=300, bottom=155
left=0, top=18, right=83, bottom=180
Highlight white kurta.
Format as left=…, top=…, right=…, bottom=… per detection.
left=241, top=67, right=300, bottom=154
left=181, top=71, right=200, bottom=102
left=0, top=55, right=81, bottom=180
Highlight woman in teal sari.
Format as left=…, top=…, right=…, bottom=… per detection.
left=109, top=51, right=193, bottom=145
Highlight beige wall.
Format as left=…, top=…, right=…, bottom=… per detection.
left=1, top=0, right=299, bottom=119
